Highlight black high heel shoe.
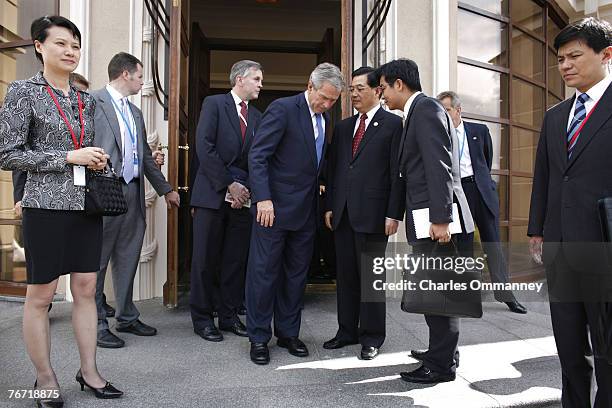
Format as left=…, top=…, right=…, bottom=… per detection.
left=33, top=380, right=64, bottom=408
left=75, top=370, right=123, bottom=399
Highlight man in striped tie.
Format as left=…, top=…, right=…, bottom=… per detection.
left=528, top=17, right=612, bottom=407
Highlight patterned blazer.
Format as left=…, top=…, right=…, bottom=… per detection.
left=0, top=71, right=96, bottom=210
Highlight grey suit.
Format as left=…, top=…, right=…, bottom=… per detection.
left=400, top=93, right=474, bottom=375
left=92, top=87, right=172, bottom=331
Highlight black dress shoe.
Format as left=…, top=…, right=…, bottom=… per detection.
left=34, top=381, right=63, bottom=408
left=323, top=337, right=358, bottom=350
left=238, top=306, right=247, bottom=316
left=97, top=329, right=125, bottom=349
left=410, top=349, right=460, bottom=368
left=220, top=321, right=248, bottom=337
left=360, top=346, right=379, bottom=360
left=103, top=302, right=115, bottom=318
left=75, top=369, right=123, bottom=399
left=115, top=319, right=157, bottom=336
left=194, top=326, right=223, bottom=342
left=505, top=300, right=527, bottom=314
left=277, top=337, right=309, bottom=357
left=250, top=342, right=270, bottom=365
left=400, top=364, right=456, bottom=384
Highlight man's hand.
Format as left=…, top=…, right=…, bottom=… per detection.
left=430, top=223, right=451, bottom=243
left=164, top=191, right=180, bottom=208
left=324, top=211, right=333, bottom=230
left=153, top=150, right=165, bottom=166
left=14, top=201, right=22, bottom=218
left=319, top=185, right=326, bottom=195
left=385, top=218, right=399, bottom=236
left=228, top=182, right=250, bottom=205
left=256, top=200, right=274, bottom=227
left=529, top=236, right=544, bottom=265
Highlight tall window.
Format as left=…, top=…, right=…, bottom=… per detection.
left=0, top=0, right=59, bottom=295
left=457, top=0, right=567, bottom=243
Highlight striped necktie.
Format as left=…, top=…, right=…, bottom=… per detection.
left=567, top=93, right=589, bottom=157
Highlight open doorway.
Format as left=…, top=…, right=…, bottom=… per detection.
left=165, top=0, right=346, bottom=306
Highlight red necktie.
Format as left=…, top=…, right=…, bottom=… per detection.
left=239, top=101, right=248, bottom=141
left=352, top=113, right=367, bottom=157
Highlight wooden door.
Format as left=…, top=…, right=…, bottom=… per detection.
left=164, top=0, right=190, bottom=307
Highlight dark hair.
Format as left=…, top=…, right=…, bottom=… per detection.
left=554, top=17, right=612, bottom=53
left=374, top=58, right=422, bottom=92
left=30, top=16, right=82, bottom=64
left=108, top=52, right=143, bottom=81
left=351, top=66, right=379, bottom=88
left=69, top=72, right=89, bottom=89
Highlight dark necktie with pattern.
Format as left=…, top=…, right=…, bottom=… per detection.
left=352, top=113, right=368, bottom=157
left=567, top=93, right=589, bottom=158
left=239, top=101, right=248, bottom=141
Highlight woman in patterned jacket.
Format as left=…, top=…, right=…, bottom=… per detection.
left=0, top=16, right=123, bottom=406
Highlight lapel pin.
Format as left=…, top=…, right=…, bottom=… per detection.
left=373, top=122, right=379, bottom=127
left=472, top=137, right=477, bottom=140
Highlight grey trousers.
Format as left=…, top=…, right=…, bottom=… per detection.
left=96, top=180, right=146, bottom=331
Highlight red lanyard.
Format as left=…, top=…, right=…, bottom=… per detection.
left=46, top=85, right=85, bottom=149
left=568, top=98, right=600, bottom=148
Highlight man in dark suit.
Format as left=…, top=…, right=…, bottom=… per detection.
left=322, top=67, right=404, bottom=360
left=190, top=60, right=263, bottom=342
left=528, top=18, right=612, bottom=407
left=92, top=52, right=180, bottom=348
left=437, top=91, right=527, bottom=314
left=377, top=59, right=475, bottom=384
left=247, top=63, right=344, bottom=365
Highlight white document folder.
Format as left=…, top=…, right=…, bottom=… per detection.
left=412, top=203, right=462, bottom=239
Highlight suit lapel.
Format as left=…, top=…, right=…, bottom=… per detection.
left=555, top=98, right=573, bottom=169
left=398, top=93, right=425, bottom=164
left=567, top=83, right=612, bottom=169
left=352, top=108, right=384, bottom=162
left=345, top=115, right=358, bottom=162
left=98, top=90, right=122, bottom=151
left=242, top=105, right=257, bottom=153
left=224, top=93, right=243, bottom=146
left=463, top=122, right=479, bottom=163
left=129, top=102, right=143, bottom=160
left=297, top=95, right=318, bottom=168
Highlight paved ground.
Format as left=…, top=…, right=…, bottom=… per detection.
left=0, top=292, right=562, bottom=407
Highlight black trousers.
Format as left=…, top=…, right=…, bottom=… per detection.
left=333, top=210, right=388, bottom=348
left=548, top=253, right=612, bottom=408
left=411, top=231, right=473, bottom=375
left=190, top=204, right=251, bottom=330
left=459, top=180, right=515, bottom=302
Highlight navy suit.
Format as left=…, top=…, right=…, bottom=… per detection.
left=247, top=92, right=329, bottom=343
left=456, top=121, right=515, bottom=302
left=190, top=92, right=261, bottom=330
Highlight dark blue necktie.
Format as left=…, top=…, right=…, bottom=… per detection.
left=315, top=113, right=324, bottom=166
left=567, top=93, right=589, bottom=158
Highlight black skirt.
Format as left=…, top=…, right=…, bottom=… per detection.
left=22, top=208, right=102, bottom=284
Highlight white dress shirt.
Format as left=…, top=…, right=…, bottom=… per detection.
left=106, top=84, right=138, bottom=178
left=305, top=91, right=325, bottom=141
left=566, top=74, right=612, bottom=131
left=455, top=121, right=474, bottom=178
left=352, top=104, right=381, bottom=137
left=402, top=91, right=422, bottom=124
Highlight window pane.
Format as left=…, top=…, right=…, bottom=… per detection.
left=547, top=48, right=564, bottom=97
left=547, top=16, right=562, bottom=42
left=464, top=119, right=508, bottom=170
left=492, top=174, right=508, bottom=221
left=458, top=63, right=509, bottom=118
left=511, top=127, right=538, bottom=173
left=461, top=0, right=508, bottom=16
left=1, top=46, right=40, bottom=101
left=511, top=0, right=543, bottom=36
left=0, top=0, right=56, bottom=41
left=511, top=29, right=544, bottom=82
left=510, top=176, right=532, bottom=222
left=458, top=10, right=508, bottom=67
left=547, top=92, right=562, bottom=109
left=511, top=78, right=544, bottom=128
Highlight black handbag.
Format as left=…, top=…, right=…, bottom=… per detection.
left=84, top=160, right=128, bottom=216
left=401, top=242, right=483, bottom=318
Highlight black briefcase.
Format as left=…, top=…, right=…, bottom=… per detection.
left=84, top=160, right=128, bottom=217
left=401, top=242, right=483, bottom=318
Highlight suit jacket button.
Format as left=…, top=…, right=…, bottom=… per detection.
left=563, top=176, right=569, bottom=182
left=349, top=165, right=353, bottom=169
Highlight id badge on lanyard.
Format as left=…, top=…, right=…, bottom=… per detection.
left=46, top=86, right=86, bottom=186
